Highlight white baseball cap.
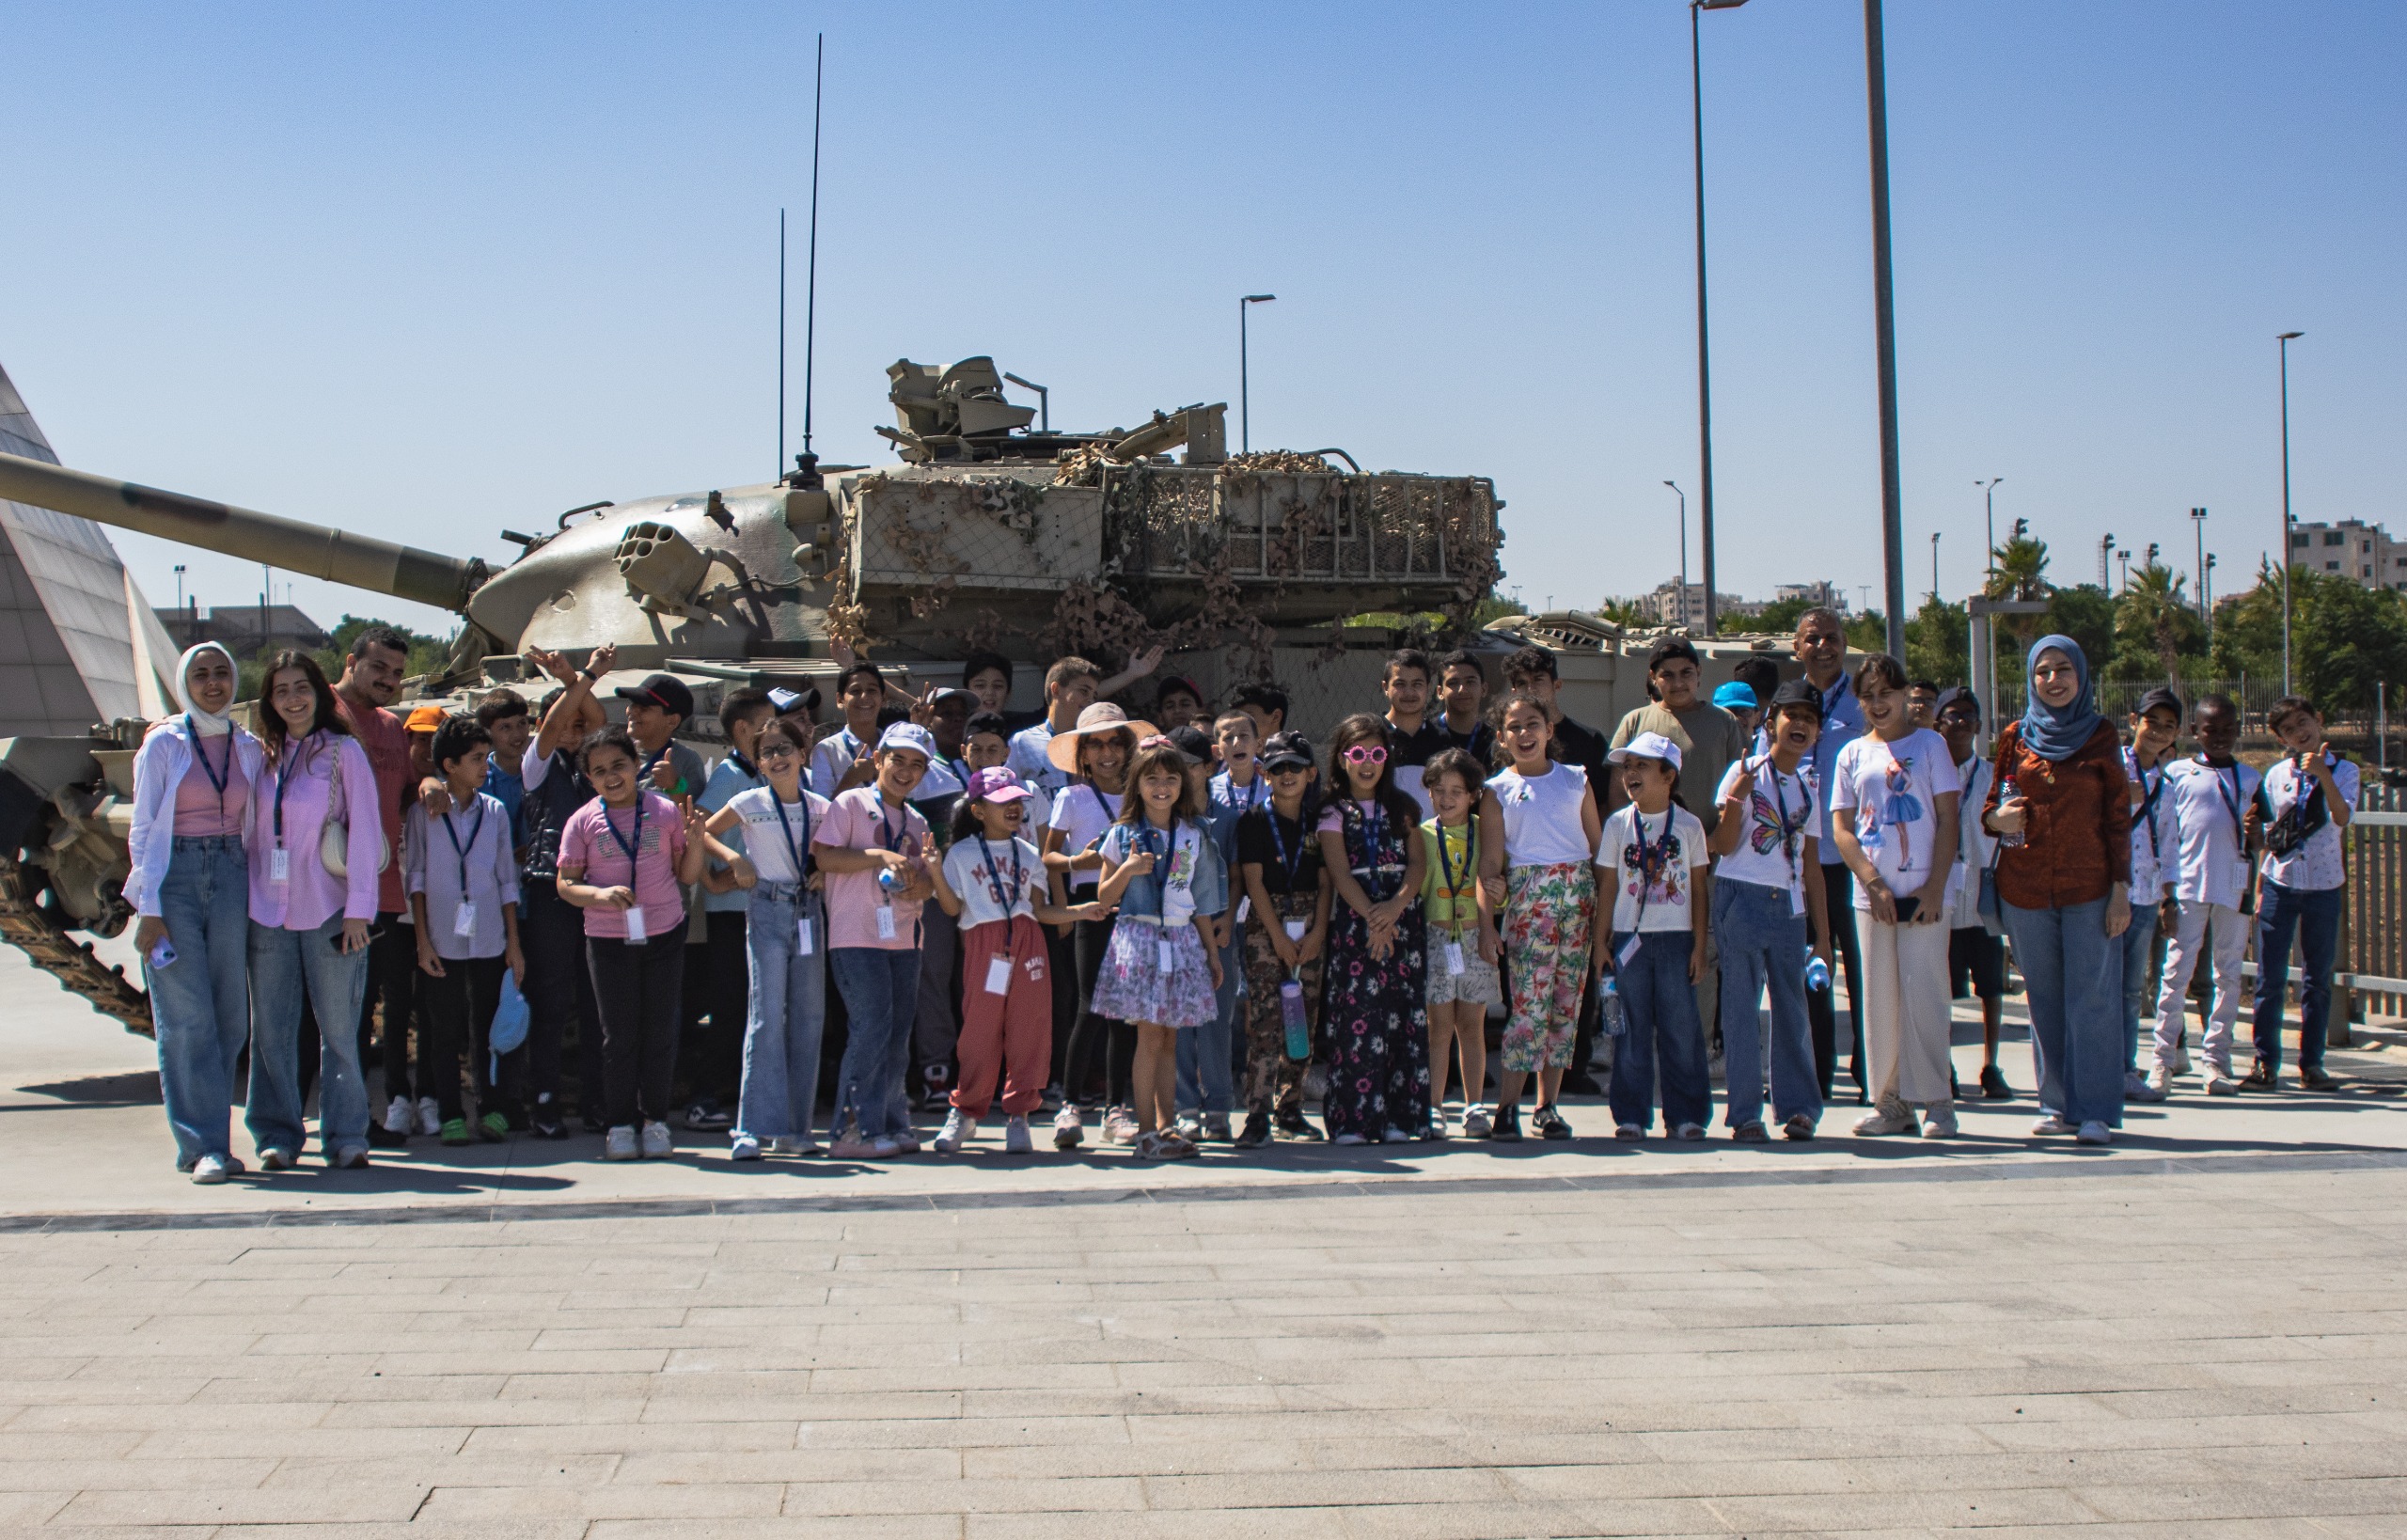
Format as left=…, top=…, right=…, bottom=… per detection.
left=1607, top=731, right=1684, bottom=773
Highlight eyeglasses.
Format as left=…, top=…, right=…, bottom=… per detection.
left=1342, top=745, right=1389, bottom=766
left=755, top=743, right=799, bottom=762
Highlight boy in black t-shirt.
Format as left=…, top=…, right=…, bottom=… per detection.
left=1233, top=731, right=1332, bottom=1146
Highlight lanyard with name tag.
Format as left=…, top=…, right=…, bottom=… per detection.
left=269, top=739, right=307, bottom=884
left=604, top=797, right=646, bottom=941
left=767, top=792, right=816, bottom=952
left=444, top=800, right=483, bottom=938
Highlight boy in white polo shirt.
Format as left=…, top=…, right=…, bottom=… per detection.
left=2147, top=695, right=2258, bottom=1097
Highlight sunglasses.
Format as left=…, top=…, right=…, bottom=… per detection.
left=1342, top=745, right=1389, bottom=766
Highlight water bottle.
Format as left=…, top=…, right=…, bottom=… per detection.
left=1598, top=975, right=1626, bottom=1038
left=1998, top=775, right=2025, bottom=848
left=1804, top=950, right=1831, bottom=992
left=1280, top=975, right=1310, bottom=1061
left=877, top=866, right=901, bottom=895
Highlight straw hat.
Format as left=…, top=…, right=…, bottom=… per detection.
left=1046, top=702, right=1160, bottom=771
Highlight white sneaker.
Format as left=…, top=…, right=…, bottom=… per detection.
left=2125, top=1070, right=2164, bottom=1104
left=257, top=1146, right=295, bottom=1171
left=1919, top=1100, right=1959, bottom=1139
left=828, top=1123, right=883, bottom=1160
left=383, top=1096, right=415, bottom=1136
left=933, top=1109, right=975, bottom=1154
left=1332, top=1131, right=1369, bottom=1146
left=1461, top=1106, right=1492, bottom=1139
left=729, top=1135, right=762, bottom=1161
left=1053, top=1106, right=1083, bottom=1150
left=639, top=1121, right=673, bottom=1158
left=1202, top=1111, right=1233, bottom=1142
left=1853, top=1098, right=1917, bottom=1137
left=1172, top=1111, right=1204, bottom=1141
left=604, top=1125, right=638, bottom=1160
left=1004, top=1114, right=1033, bottom=1155
left=2205, top=1067, right=2241, bottom=1096
left=1103, top=1107, right=1140, bottom=1146
left=2076, top=1121, right=2114, bottom=1145
left=2172, top=1046, right=2194, bottom=1076
left=889, top=1127, right=920, bottom=1154
left=771, top=1135, right=817, bottom=1155
left=191, top=1153, right=231, bottom=1185
left=416, top=1096, right=441, bottom=1138
left=2030, top=1114, right=2074, bottom=1136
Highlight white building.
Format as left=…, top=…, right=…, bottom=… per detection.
left=1773, top=580, right=1848, bottom=613
left=2290, top=519, right=2407, bottom=592
left=1638, top=580, right=1753, bottom=629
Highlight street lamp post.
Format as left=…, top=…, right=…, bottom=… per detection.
left=1239, top=295, right=1276, bottom=452
left=1928, top=530, right=1940, bottom=602
left=1663, top=480, right=1689, bottom=628
left=2098, top=532, right=2116, bottom=590
left=1976, top=477, right=2004, bottom=577
left=2277, top=331, right=2303, bottom=694
left=2205, top=553, right=2218, bottom=640
left=2190, top=507, right=2209, bottom=621
left=1689, top=0, right=1751, bottom=638
left=1863, top=0, right=1909, bottom=662
left=2116, top=548, right=2131, bottom=591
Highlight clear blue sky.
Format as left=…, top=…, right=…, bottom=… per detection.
left=3, top=1, right=2399, bottom=637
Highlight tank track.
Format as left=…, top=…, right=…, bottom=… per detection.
left=0, top=855, right=152, bottom=1037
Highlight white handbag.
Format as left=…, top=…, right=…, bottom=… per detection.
left=318, top=744, right=391, bottom=878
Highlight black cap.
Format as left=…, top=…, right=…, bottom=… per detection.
left=2133, top=685, right=2184, bottom=722
left=1165, top=724, right=1213, bottom=765
left=1932, top=685, right=1980, bottom=720
left=1768, top=678, right=1824, bottom=716
left=1259, top=730, right=1315, bottom=771
left=615, top=672, right=694, bottom=721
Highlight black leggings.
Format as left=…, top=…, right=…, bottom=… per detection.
left=1062, top=913, right=1136, bottom=1108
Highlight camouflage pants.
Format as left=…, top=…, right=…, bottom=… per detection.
left=1241, top=890, right=1323, bottom=1119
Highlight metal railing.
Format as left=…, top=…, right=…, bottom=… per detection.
left=2345, top=784, right=2407, bottom=1021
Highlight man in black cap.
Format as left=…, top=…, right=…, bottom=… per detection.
left=614, top=673, right=708, bottom=801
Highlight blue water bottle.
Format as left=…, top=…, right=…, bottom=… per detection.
left=1598, top=974, right=1626, bottom=1037
left=877, top=867, right=901, bottom=895
left=1804, top=949, right=1831, bottom=992
left=1280, top=974, right=1310, bottom=1061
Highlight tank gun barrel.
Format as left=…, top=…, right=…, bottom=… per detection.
left=0, top=451, right=486, bottom=613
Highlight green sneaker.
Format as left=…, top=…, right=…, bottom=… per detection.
left=439, top=1117, right=473, bottom=1146
left=478, top=1111, right=510, bottom=1143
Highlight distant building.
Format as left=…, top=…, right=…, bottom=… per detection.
left=1638, top=580, right=1752, bottom=629
left=2289, top=519, right=2406, bottom=592
left=155, top=603, right=329, bottom=655
left=1773, top=580, right=1848, bottom=613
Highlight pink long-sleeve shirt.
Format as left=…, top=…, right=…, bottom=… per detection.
left=248, top=731, right=385, bottom=930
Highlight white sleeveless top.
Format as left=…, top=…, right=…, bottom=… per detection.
left=1487, top=762, right=1593, bottom=867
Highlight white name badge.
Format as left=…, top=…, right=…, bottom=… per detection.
left=1444, top=939, right=1467, bottom=977
left=795, top=916, right=814, bottom=955
left=1789, top=884, right=1806, bottom=918
left=623, top=904, right=647, bottom=944
left=1157, top=938, right=1176, bottom=974
left=875, top=904, right=897, bottom=941
left=1235, top=895, right=1251, bottom=925
left=1615, top=933, right=1642, bottom=971
left=985, top=955, right=1014, bottom=996
left=1284, top=919, right=1307, bottom=942
left=453, top=901, right=478, bottom=939
left=270, top=846, right=291, bottom=884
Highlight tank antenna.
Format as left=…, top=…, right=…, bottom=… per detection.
left=777, top=206, right=786, bottom=479
left=791, top=31, right=825, bottom=490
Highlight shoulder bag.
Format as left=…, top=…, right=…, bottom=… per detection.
left=319, top=741, right=393, bottom=878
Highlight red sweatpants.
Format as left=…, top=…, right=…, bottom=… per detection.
left=953, top=916, right=1053, bottom=1118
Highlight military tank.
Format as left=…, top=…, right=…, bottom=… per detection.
left=0, top=356, right=1504, bottom=1031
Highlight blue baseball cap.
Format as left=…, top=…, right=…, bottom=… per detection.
left=1712, top=681, right=1760, bottom=711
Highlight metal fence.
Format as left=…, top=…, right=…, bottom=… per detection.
left=2345, top=783, right=2407, bottom=1022
left=1989, top=677, right=2398, bottom=752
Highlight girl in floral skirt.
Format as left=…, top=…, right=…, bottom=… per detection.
left=1477, top=693, right=1600, bottom=1140
left=1314, top=714, right=1433, bottom=1144
left=1092, top=738, right=1229, bottom=1159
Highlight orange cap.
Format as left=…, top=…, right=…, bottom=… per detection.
left=404, top=705, right=448, bottom=732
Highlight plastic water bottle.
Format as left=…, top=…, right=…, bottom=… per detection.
left=1598, top=975, right=1626, bottom=1038
left=1998, top=775, right=2025, bottom=848
left=1804, top=950, right=1831, bottom=992
left=1280, top=976, right=1310, bottom=1061
left=877, top=867, right=901, bottom=895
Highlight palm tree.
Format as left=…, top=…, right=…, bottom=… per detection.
left=2116, top=560, right=2192, bottom=686
left=1985, top=531, right=2052, bottom=652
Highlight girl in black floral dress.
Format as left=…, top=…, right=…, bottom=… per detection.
left=1313, top=714, right=1433, bottom=1143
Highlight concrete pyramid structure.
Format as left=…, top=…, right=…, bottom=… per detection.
left=0, top=361, right=180, bottom=735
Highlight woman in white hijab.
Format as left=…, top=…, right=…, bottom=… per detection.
left=127, top=643, right=268, bottom=1183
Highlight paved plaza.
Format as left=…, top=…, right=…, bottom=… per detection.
left=4, top=946, right=2406, bottom=1535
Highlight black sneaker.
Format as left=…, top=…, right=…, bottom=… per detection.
left=366, top=1124, right=407, bottom=1149
left=2299, top=1066, right=2339, bottom=1092
left=2242, top=1061, right=2278, bottom=1091
left=1532, top=1104, right=1572, bottom=1140
left=1234, top=1111, right=1272, bottom=1149
left=1273, top=1108, right=1324, bottom=1141
left=1487, top=1104, right=1523, bottom=1142
left=1979, top=1064, right=2013, bottom=1100
left=530, top=1107, right=569, bottom=1139
left=684, top=1099, right=733, bottom=1131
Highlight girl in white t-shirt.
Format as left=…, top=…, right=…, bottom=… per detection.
left=926, top=768, right=1099, bottom=1155
left=697, top=718, right=831, bottom=1160
left=1475, top=694, right=1600, bottom=1140
left=1826, top=654, right=1963, bottom=1139
left=1594, top=735, right=1712, bottom=1139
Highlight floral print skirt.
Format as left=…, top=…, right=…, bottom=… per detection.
left=1092, top=919, right=1219, bottom=1029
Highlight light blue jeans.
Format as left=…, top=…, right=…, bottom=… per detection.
left=246, top=914, right=371, bottom=1158
left=831, top=946, right=920, bottom=1139
left=1177, top=926, right=1244, bottom=1115
left=144, top=836, right=250, bottom=1169
left=2002, top=897, right=2125, bottom=1128
left=738, top=883, right=826, bottom=1144
left=1711, top=878, right=1821, bottom=1128
left=2118, top=903, right=2163, bottom=1075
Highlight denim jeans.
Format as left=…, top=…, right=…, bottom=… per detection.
left=2002, top=898, right=2125, bottom=1127
left=144, top=837, right=250, bottom=1168
left=1711, top=878, right=1820, bottom=1128
left=2253, top=881, right=2343, bottom=1074
left=246, top=915, right=371, bottom=1158
left=1176, top=927, right=1244, bottom=1115
left=1607, top=929, right=1709, bottom=1132
left=831, top=946, right=920, bottom=1139
left=738, top=883, right=827, bottom=1143
left=2118, top=902, right=2163, bottom=1074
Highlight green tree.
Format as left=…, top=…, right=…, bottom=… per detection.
left=1751, top=594, right=1816, bottom=637
left=1905, top=596, right=1969, bottom=685
left=1846, top=609, right=1888, bottom=654
left=2111, top=561, right=2205, bottom=685
left=2041, top=584, right=2116, bottom=674
left=2210, top=562, right=2407, bottom=711
left=313, top=615, right=451, bottom=684
left=1985, top=532, right=2053, bottom=651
